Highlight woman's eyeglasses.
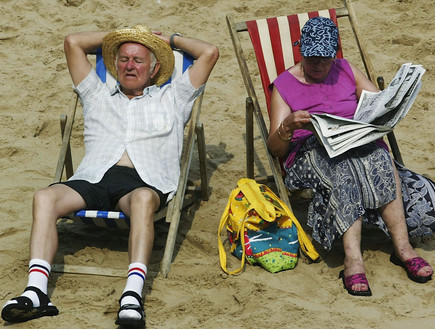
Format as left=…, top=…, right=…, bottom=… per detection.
left=304, top=57, right=335, bottom=65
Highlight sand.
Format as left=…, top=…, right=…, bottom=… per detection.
left=0, top=0, right=434, bottom=328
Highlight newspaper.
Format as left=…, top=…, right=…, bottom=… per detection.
left=310, top=62, right=425, bottom=158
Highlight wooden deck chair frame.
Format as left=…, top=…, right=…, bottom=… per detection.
left=53, top=50, right=209, bottom=278
left=226, top=0, right=404, bottom=210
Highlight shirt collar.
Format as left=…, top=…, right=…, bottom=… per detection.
left=111, top=84, right=159, bottom=97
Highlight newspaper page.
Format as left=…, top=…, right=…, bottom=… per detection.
left=352, top=63, right=411, bottom=123
left=309, top=62, right=425, bottom=158
left=353, top=63, right=425, bottom=124
left=372, top=79, right=422, bottom=127
left=309, top=113, right=370, bottom=137
left=311, top=114, right=391, bottom=157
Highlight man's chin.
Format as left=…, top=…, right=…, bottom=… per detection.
left=120, top=80, right=139, bottom=89
left=120, top=76, right=138, bottom=83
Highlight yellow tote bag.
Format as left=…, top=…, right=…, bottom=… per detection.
left=218, top=178, right=319, bottom=274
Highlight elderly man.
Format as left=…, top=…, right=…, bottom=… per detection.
left=2, top=25, right=218, bottom=326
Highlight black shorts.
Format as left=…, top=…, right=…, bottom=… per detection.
left=55, top=165, right=169, bottom=212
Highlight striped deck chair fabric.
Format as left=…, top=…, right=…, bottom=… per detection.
left=244, top=9, right=343, bottom=179
left=71, top=50, right=195, bottom=229
left=246, top=9, right=343, bottom=113
left=226, top=1, right=405, bottom=212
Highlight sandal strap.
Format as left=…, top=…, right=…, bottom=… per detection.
left=119, top=304, right=143, bottom=312
left=119, top=290, right=143, bottom=308
left=23, top=286, right=51, bottom=306
left=344, top=273, right=369, bottom=287
left=404, top=257, right=430, bottom=277
left=116, top=292, right=145, bottom=325
left=9, top=295, right=33, bottom=307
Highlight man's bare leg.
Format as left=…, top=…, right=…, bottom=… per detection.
left=30, top=184, right=87, bottom=263
left=1, top=184, right=86, bottom=322
left=115, top=187, right=160, bottom=325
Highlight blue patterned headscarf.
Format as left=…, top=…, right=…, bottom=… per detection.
left=300, top=17, right=339, bottom=58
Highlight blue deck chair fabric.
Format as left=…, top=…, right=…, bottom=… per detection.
left=72, top=49, right=195, bottom=228
left=74, top=210, right=130, bottom=229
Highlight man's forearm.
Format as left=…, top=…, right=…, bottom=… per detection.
left=64, top=31, right=109, bottom=87
left=168, top=34, right=219, bottom=88
left=65, top=31, right=109, bottom=55
left=170, top=34, right=216, bottom=60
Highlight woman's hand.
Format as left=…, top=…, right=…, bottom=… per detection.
left=281, top=110, right=312, bottom=134
left=267, top=86, right=313, bottom=157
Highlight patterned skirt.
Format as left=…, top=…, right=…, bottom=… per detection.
left=284, top=136, right=435, bottom=251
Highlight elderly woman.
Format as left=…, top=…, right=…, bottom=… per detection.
left=267, top=16, right=434, bottom=296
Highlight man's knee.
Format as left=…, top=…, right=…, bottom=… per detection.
left=33, top=184, right=84, bottom=217
left=130, top=188, right=160, bottom=210
left=130, top=188, right=158, bottom=204
left=33, top=186, right=57, bottom=207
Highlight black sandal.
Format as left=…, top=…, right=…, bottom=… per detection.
left=115, top=291, right=145, bottom=327
left=1, top=286, right=59, bottom=323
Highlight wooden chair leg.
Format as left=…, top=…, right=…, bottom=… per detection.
left=54, top=92, right=78, bottom=183
left=160, top=204, right=182, bottom=277
left=246, top=97, right=255, bottom=179
left=387, top=132, right=404, bottom=166
left=196, top=122, right=209, bottom=201
left=59, top=114, right=74, bottom=180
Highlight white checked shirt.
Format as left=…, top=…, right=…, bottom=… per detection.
left=70, top=69, right=204, bottom=199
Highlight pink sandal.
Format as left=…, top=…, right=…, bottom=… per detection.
left=390, top=253, right=433, bottom=283
left=339, top=270, right=372, bottom=296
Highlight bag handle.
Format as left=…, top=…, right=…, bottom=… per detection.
left=237, top=178, right=276, bottom=222
left=272, top=189, right=320, bottom=262
left=218, top=187, right=248, bottom=275
left=239, top=178, right=319, bottom=262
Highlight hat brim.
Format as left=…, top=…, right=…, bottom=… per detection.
left=300, top=45, right=337, bottom=58
left=102, top=25, right=175, bottom=86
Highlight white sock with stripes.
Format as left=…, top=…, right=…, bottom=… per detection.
left=119, top=263, right=147, bottom=320
left=121, top=263, right=147, bottom=306
left=21, top=259, right=51, bottom=307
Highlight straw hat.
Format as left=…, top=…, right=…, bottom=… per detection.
left=102, top=25, right=175, bottom=86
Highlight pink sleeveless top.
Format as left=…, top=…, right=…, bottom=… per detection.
left=273, top=59, right=386, bottom=167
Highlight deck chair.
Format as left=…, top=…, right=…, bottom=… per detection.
left=53, top=49, right=209, bottom=278
left=226, top=0, right=404, bottom=210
